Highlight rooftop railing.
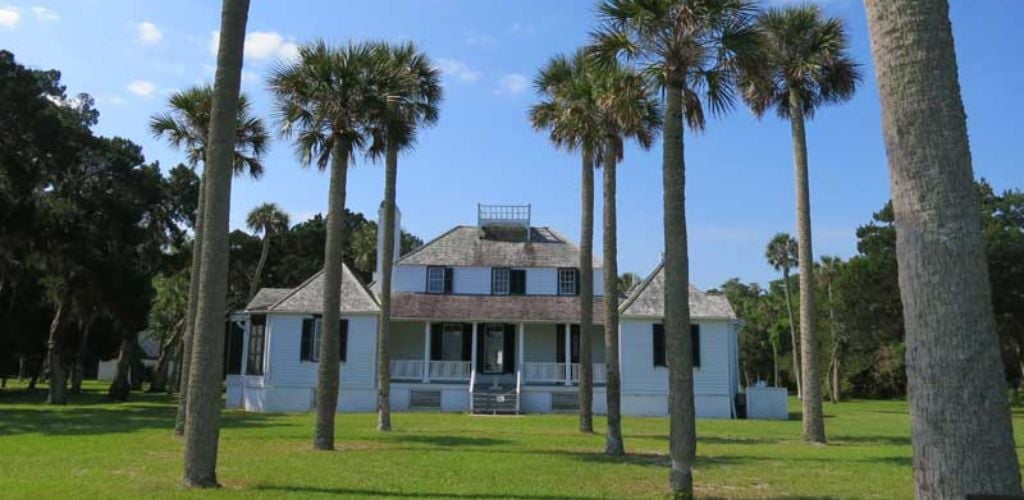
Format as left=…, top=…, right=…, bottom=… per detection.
left=478, top=204, right=531, bottom=228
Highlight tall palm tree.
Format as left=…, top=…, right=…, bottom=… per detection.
left=269, top=40, right=386, bottom=451
left=593, top=60, right=661, bottom=456
left=366, top=42, right=442, bottom=432
left=864, top=0, right=1022, bottom=496
left=818, top=255, right=842, bottom=404
left=766, top=232, right=800, bottom=398
left=181, top=0, right=250, bottom=488
left=529, top=49, right=603, bottom=433
left=246, top=203, right=290, bottom=300
left=150, top=84, right=268, bottom=435
left=741, top=4, right=859, bottom=444
left=591, top=0, right=758, bottom=493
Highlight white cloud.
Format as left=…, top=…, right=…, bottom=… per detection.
left=137, top=21, right=162, bottom=44
left=495, top=73, right=528, bottom=96
left=209, top=30, right=299, bottom=62
left=32, top=6, right=57, bottom=23
left=126, top=79, right=157, bottom=97
left=436, top=58, right=482, bottom=83
left=465, top=33, right=496, bottom=47
left=508, top=22, right=533, bottom=35
left=0, top=6, right=21, bottom=28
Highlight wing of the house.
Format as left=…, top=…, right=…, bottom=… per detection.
left=619, top=262, right=741, bottom=418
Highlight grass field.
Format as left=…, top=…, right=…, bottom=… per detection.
left=1, top=381, right=1021, bottom=499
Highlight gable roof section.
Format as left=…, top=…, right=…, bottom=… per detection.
left=620, top=262, right=736, bottom=320
left=266, top=263, right=380, bottom=314
left=245, top=288, right=292, bottom=311
left=397, top=225, right=600, bottom=268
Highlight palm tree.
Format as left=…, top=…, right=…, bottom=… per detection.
left=592, top=60, right=661, bottom=456
left=864, top=0, right=1022, bottom=495
left=529, top=49, right=603, bottom=434
left=591, top=0, right=759, bottom=493
left=741, top=4, right=860, bottom=444
left=181, top=0, right=250, bottom=488
left=269, top=40, right=387, bottom=451
left=818, top=255, right=842, bottom=404
left=150, top=84, right=268, bottom=435
left=617, top=272, right=641, bottom=295
left=366, top=42, right=442, bottom=432
left=766, top=232, right=800, bottom=398
left=246, top=203, right=290, bottom=300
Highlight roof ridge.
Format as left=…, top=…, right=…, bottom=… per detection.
left=619, top=260, right=664, bottom=314
left=267, top=268, right=325, bottom=311
left=344, top=262, right=380, bottom=308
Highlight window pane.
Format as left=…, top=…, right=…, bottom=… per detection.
left=311, top=319, right=322, bottom=362
left=558, top=268, right=576, bottom=295
left=492, top=268, right=509, bottom=295
left=427, top=266, right=445, bottom=293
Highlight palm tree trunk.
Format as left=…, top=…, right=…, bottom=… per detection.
left=45, top=298, right=66, bottom=405
left=602, top=139, right=624, bottom=457
left=865, top=0, right=1022, bottom=496
left=827, top=282, right=839, bottom=404
left=782, top=268, right=801, bottom=398
left=377, top=142, right=398, bottom=432
left=663, top=82, right=695, bottom=495
left=578, top=147, right=595, bottom=434
left=248, top=234, right=271, bottom=301
left=314, top=137, right=350, bottom=450
left=182, top=0, right=249, bottom=487
left=789, top=88, right=824, bottom=443
left=176, top=171, right=206, bottom=436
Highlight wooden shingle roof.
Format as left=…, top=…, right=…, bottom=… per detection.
left=259, top=263, right=380, bottom=315
left=391, top=293, right=605, bottom=323
left=620, top=262, right=736, bottom=320
left=396, top=225, right=601, bottom=268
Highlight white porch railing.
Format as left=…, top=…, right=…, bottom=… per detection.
left=523, top=362, right=607, bottom=384
left=390, top=359, right=425, bottom=380
left=429, top=360, right=472, bottom=380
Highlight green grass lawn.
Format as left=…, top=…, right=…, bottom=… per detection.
left=1, top=381, right=1021, bottom=499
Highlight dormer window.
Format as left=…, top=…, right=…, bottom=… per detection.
left=426, top=266, right=452, bottom=294
left=558, top=268, right=579, bottom=296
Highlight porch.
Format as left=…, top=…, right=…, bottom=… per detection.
left=388, top=320, right=606, bottom=387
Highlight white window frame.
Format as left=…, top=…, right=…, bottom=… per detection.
left=426, top=266, right=446, bottom=294
left=558, top=268, right=577, bottom=296
left=492, top=268, right=510, bottom=295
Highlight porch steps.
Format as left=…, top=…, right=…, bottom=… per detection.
left=471, top=384, right=519, bottom=415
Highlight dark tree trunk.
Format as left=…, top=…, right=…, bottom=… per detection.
left=864, top=0, right=1023, bottom=496
left=248, top=234, right=271, bottom=301
left=377, top=141, right=398, bottom=432
left=314, top=137, right=350, bottom=450
left=782, top=268, right=801, bottom=398
left=107, top=334, right=133, bottom=401
left=602, top=139, right=624, bottom=457
left=71, top=320, right=92, bottom=394
left=182, top=0, right=249, bottom=487
left=151, top=323, right=182, bottom=393
left=578, top=147, right=595, bottom=434
left=663, top=82, right=695, bottom=496
left=46, top=299, right=67, bottom=405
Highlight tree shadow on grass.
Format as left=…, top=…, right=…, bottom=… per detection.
left=254, top=485, right=595, bottom=499
left=387, top=434, right=512, bottom=447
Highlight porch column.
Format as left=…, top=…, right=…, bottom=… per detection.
left=517, top=323, right=525, bottom=377
left=470, top=322, right=478, bottom=378
left=564, top=322, right=572, bottom=386
left=423, top=321, right=431, bottom=383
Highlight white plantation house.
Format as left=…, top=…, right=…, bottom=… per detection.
left=226, top=204, right=742, bottom=418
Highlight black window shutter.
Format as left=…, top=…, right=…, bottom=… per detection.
left=461, top=324, right=473, bottom=361
left=301, top=318, right=313, bottom=361
left=691, top=324, right=700, bottom=368
left=574, top=268, right=581, bottom=296
left=443, top=267, right=454, bottom=294
left=555, top=324, right=565, bottom=362
left=503, top=324, right=516, bottom=373
left=652, top=323, right=666, bottom=367
left=431, top=323, right=444, bottom=360
left=570, top=325, right=580, bottom=364
left=510, top=270, right=526, bottom=295
left=339, top=319, right=349, bottom=362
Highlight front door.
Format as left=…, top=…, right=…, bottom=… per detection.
left=483, top=325, right=505, bottom=374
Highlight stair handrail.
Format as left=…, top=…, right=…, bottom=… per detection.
left=468, top=367, right=476, bottom=413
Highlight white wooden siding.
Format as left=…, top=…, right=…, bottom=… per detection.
left=393, top=265, right=426, bottom=292
left=526, top=268, right=557, bottom=295
left=453, top=267, right=490, bottom=294
left=266, top=314, right=378, bottom=390
left=619, top=319, right=733, bottom=397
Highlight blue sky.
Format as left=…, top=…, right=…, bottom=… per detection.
left=1, top=1, right=1021, bottom=289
